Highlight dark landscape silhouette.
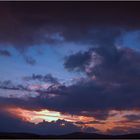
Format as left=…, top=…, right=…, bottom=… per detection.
left=1, top=132, right=140, bottom=139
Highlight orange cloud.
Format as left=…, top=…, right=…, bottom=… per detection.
left=4, top=107, right=140, bottom=133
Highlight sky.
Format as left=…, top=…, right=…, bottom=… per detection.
left=0, top=1, right=140, bottom=135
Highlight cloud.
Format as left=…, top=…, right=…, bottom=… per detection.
left=0, top=110, right=87, bottom=135
left=23, top=74, right=59, bottom=84
left=64, top=50, right=91, bottom=72
left=0, top=89, right=39, bottom=99
left=1, top=71, right=140, bottom=120
left=59, top=46, right=140, bottom=113
left=75, top=120, right=105, bottom=125
left=0, top=49, right=11, bottom=57
left=0, top=80, right=39, bottom=99
left=1, top=2, right=140, bottom=135
left=26, top=46, right=140, bottom=115
left=64, top=45, right=140, bottom=84
left=0, top=2, right=140, bottom=49
left=0, top=80, right=25, bottom=90
left=125, top=114, right=140, bottom=121
left=24, top=56, right=36, bottom=65
left=0, top=2, right=139, bottom=70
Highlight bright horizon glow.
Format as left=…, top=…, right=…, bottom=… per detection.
left=5, top=107, right=140, bottom=133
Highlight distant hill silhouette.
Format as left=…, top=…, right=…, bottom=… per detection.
left=1, top=132, right=140, bottom=139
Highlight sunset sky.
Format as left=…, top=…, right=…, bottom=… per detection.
left=0, top=1, right=140, bottom=135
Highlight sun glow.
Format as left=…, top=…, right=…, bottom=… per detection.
left=5, top=107, right=140, bottom=133
left=5, top=107, right=94, bottom=124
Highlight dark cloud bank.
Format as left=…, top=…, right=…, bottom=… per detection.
left=0, top=2, right=140, bottom=48
left=0, top=1, right=140, bottom=64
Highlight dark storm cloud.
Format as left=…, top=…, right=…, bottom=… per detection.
left=23, top=74, right=59, bottom=84
left=0, top=49, right=11, bottom=57
left=56, top=45, right=140, bottom=115
left=88, top=47, right=140, bottom=84
left=37, top=80, right=140, bottom=114
left=64, top=50, right=91, bottom=72
left=64, top=46, right=140, bottom=84
left=0, top=2, right=140, bottom=49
